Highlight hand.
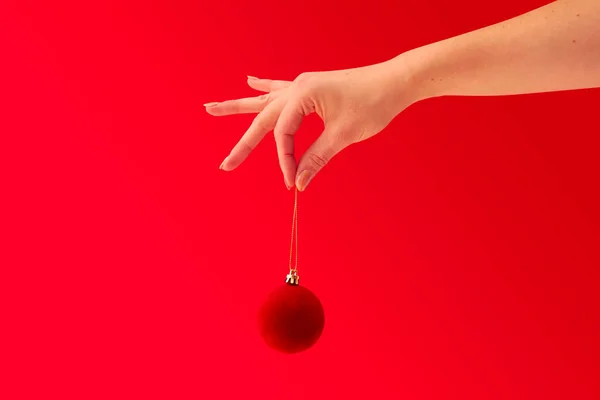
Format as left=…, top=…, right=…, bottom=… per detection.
left=205, top=59, right=416, bottom=191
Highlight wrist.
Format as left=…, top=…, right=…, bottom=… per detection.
left=387, top=42, right=456, bottom=103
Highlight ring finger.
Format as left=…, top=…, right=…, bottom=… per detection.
left=205, top=91, right=282, bottom=117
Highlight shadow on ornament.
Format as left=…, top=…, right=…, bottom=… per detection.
left=258, top=269, right=325, bottom=354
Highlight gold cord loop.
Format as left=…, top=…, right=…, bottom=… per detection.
left=286, top=188, right=299, bottom=285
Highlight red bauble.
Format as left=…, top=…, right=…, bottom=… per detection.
left=258, top=284, right=325, bottom=354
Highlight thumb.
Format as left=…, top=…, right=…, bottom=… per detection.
left=295, top=129, right=343, bottom=191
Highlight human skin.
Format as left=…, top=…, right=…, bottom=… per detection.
left=204, top=0, right=600, bottom=191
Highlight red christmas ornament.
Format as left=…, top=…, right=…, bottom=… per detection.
left=258, top=189, right=325, bottom=354
left=258, top=270, right=325, bottom=354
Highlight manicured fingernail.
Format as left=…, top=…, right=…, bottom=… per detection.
left=247, top=75, right=259, bottom=80
left=219, top=157, right=229, bottom=170
left=204, top=102, right=219, bottom=108
left=296, top=170, right=312, bottom=191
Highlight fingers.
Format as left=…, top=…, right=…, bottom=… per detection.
left=204, top=92, right=279, bottom=116
left=205, top=76, right=290, bottom=116
left=273, top=94, right=314, bottom=188
left=295, top=128, right=344, bottom=191
left=247, top=76, right=291, bottom=93
left=220, top=98, right=284, bottom=171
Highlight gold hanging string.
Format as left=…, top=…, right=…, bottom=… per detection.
left=289, top=187, right=298, bottom=270
left=286, top=188, right=300, bottom=285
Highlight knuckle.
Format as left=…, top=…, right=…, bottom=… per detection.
left=219, top=100, right=236, bottom=113
left=307, top=152, right=329, bottom=169
left=273, top=123, right=291, bottom=139
left=252, top=115, right=269, bottom=131
left=239, top=139, right=254, bottom=152
left=258, top=93, right=270, bottom=103
left=294, top=72, right=314, bottom=86
left=273, top=129, right=287, bottom=141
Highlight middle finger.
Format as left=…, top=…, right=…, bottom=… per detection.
left=220, top=96, right=285, bottom=171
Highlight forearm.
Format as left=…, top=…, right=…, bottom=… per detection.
left=396, top=0, right=600, bottom=100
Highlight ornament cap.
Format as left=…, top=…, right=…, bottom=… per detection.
left=285, top=269, right=299, bottom=286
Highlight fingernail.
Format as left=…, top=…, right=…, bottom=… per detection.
left=219, top=157, right=229, bottom=170
left=204, top=102, right=219, bottom=108
left=296, top=170, right=312, bottom=191
left=247, top=75, right=259, bottom=80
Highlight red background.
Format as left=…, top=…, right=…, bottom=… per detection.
left=1, top=1, right=599, bottom=398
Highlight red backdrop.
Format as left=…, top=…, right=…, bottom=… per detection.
left=2, top=0, right=599, bottom=398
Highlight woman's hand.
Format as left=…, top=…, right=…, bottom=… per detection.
left=206, top=0, right=600, bottom=191
left=204, top=59, right=417, bottom=191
